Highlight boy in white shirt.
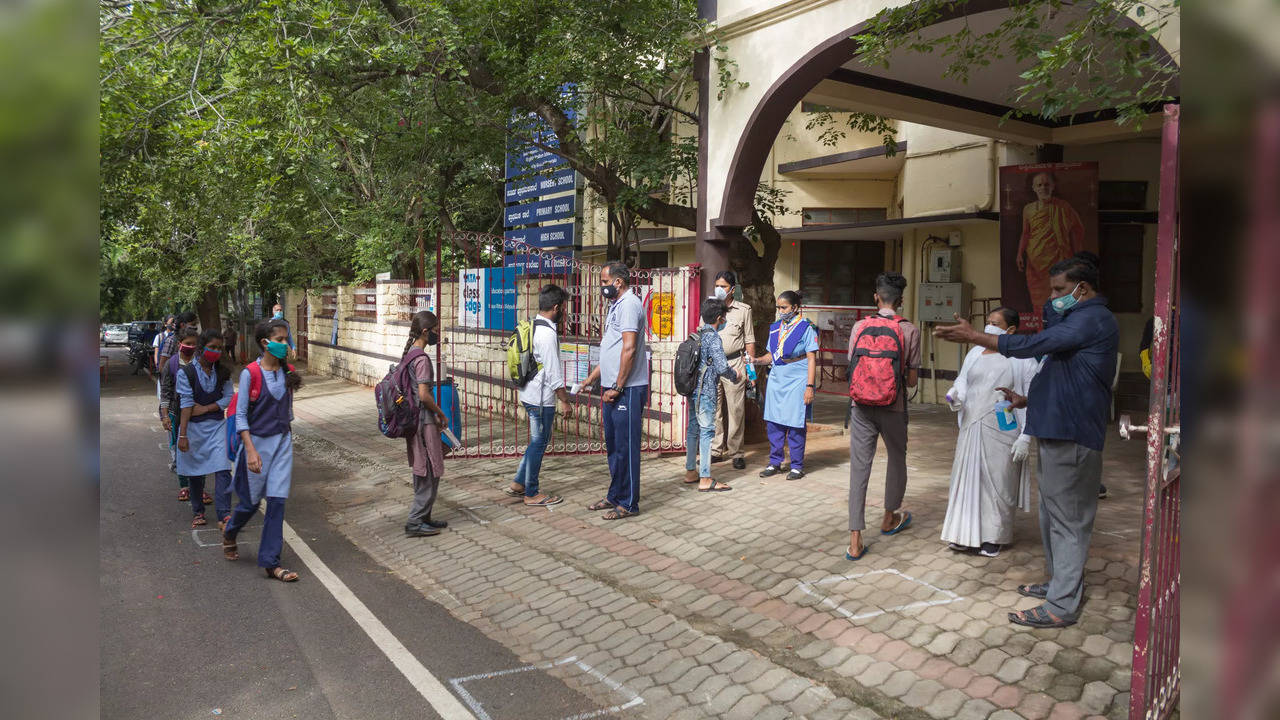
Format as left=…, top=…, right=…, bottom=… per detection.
left=506, top=284, right=574, bottom=505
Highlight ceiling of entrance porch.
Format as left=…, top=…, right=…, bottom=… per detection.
left=803, top=6, right=1178, bottom=146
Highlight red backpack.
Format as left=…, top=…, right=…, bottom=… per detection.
left=225, top=360, right=294, bottom=460
left=848, top=315, right=906, bottom=407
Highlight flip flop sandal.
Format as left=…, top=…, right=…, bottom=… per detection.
left=503, top=486, right=524, bottom=497
left=1009, top=605, right=1074, bottom=629
left=1017, top=583, right=1049, bottom=599
left=602, top=508, right=637, bottom=520
left=191, top=513, right=206, bottom=527
left=881, top=511, right=913, bottom=535
left=698, top=483, right=732, bottom=493
left=218, top=516, right=230, bottom=532
left=845, top=545, right=870, bottom=561
left=524, top=495, right=563, bottom=507
left=221, top=535, right=238, bottom=561
left=266, top=567, right=299, bottom=582
left=202, top=493, right=213, bottom=505
left=586, top=499, right=613, bottom=511
left=177, top=488, right=190, bottom=502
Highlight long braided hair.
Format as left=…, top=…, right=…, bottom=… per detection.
left=404, top=310, right=439, bottom=356
left=254, top=319, right=302, bottom=391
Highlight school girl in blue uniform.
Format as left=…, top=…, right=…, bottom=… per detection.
left=221, top=319, right=302, bottom=582
left=175, top=329, right=235, bottom=527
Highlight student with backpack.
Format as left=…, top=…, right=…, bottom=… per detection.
left=681, top=298, right=737, bottom=492
left=753, top=291, right=819, bottom=481
left=174, top=328, right=234, bottom=528
left=399, top=310, right=451, bottom=537
left=221, top=319, right=303, bottom=582
left=160, top=327, right=212, bottom=506
left=845, top=272, right=920, bottom=560
left=505, top=285, right=574, bottom=506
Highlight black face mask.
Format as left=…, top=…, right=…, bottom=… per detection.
left=426, top=330, right=439, bottom=346
left=601, top=283, right=619, bottom=300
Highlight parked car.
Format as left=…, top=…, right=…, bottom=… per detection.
left=127, top=320, right=162, bottom=346
left=102, top=324, right=129, bottom=346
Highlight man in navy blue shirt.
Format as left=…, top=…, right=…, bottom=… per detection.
left=935, top=256, right=1117, bottom=629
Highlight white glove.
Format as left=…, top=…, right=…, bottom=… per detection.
left=569, top=382, right=582, bottom=395
left=1010, top=435, right=1030, bottom=462
left=944, top=387, right=963, bottom=412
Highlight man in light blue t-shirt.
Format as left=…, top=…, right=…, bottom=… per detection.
left=578, top=261, right=649, bottom=519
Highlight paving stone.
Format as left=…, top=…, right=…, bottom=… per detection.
left=901, top=678, right=945, bottom=709
left=925, top=688, right=970, bottom=718
left=667, top=664, right=713, bottom=696
left=997, top=656, right=1034, bottom=684
left=706, top=683, right=750, bottom=715
left=815, top=646, right=854, bottom=670
left=1077, top=680, right=1117, bottom=715
left=956, top=698, right=999, bottom=720
left=746, top=666, right=793, bottom=695
left=881, top=669, right=918, bottom=699
left=855, top=660, right=897, bottom=688
left=724, top=692, right=772, bottom=720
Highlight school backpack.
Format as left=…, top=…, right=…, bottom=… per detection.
left=848, top=315, right=906, bottom=407
left=506, top=318, right=553, bottom=388
left=673, top=330, right=703, bottom=397
left=375, top=347, right=426, bottom=439
left=225, top=359, right=294, bottom=460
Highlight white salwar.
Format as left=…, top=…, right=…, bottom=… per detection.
left=939, top=348, right=1038, bottom=547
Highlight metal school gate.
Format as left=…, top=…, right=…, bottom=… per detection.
left=430, top=231, right=698, bottom=459
left=1119, top=104, right=1180, bottom=720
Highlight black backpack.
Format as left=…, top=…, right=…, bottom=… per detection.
left=673, top=330, right=703, bottom=397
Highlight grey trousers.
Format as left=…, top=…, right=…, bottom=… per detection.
left=1037, top=439, right=1103, bottom=620
left=848, top=404, right=908, bottom=531
left=408, top=471, right=439, bottom=525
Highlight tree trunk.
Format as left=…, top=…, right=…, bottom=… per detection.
left=196, top=286, right=221, bottom=336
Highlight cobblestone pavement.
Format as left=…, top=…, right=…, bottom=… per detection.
left=291, top=373, right=1144, bottom=720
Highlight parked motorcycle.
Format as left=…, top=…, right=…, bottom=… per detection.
left=128, top=340, right=153, bottom=376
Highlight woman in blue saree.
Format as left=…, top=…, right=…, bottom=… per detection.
left=752, top=291, right=819, bottom=480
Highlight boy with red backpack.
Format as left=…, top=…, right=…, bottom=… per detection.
left=845, top=272, right=921, bottom=560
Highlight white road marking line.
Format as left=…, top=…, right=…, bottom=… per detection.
left=281, top=521, right=478, bottom=720
left=448, top=655, right=642, bottom=720
left=797, top=568, right=963, bottom=622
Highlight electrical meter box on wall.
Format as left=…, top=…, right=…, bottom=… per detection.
left=918, top=283, right=970, bottom=323
left=927, top=247, right=961, bottom=283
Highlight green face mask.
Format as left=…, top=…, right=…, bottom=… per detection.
left=265, top=340, right=289, bottom=359
left=1050, top=282, right=1083, bottom=315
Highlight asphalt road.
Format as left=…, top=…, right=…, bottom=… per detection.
left=99, top=346, right=604, bottom=720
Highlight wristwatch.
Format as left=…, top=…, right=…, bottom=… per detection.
left=806, top=384, right=816, bottom=388
left=610, top=384, right=622, bottom=394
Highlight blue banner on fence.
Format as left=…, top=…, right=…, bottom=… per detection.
left=503, top=193, right=577, bottom=228
left=483, top=267, right=518, bottom=332
left=503, top=221, right=578, bottom=249
left=504, top=167, right=578, bottom=203
left=504, top=250, right=574, bottom=275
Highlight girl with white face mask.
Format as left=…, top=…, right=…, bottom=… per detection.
left=939, top=307, right=1039, bottom=557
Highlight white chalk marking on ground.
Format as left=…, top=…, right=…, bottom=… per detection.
left=448, top=655, right=643, bottom=720
left=190, top=528, right=256, bottom=548
left=459, top=507, right=491, bottom=525
left=281, top=521, right=479, bottom=720
left=1097, top=528, right=1138, bottom=539
left=797, top=568, right=963, bottom=622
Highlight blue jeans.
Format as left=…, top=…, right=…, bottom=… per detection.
left=684, top=388, right=717, bottom=477
left=604, top=385, right=647, bottom=514
left=514, top=403, right=557, bottom=497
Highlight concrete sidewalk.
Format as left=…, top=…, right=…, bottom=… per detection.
left=291, top=370, right=1144, bottom=720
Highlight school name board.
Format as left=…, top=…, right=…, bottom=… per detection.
left=504, top=221, right=578, bottom=249
left=504, top=167, right=579, bottom=204
left=504, top=143, right=567, bottom=179
left=503, top=193, right=577, bottom=228
left=457, top=267, right=517, bottom=332
left=504, top=250, right=574, bottom=276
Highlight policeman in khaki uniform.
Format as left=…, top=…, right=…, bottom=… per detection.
left=711, top=271, right=756, bottom=470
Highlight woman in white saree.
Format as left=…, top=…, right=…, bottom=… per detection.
left=940, top=307, right=1040, bottom=557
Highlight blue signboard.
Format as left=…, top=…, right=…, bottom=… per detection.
left=504, top=167, right=578, bottom=203
left=503, top=193, right=577, bottom=228
left=504, top=250, right=574, bottom=276
left=504, top=222, right=578, bottom=249
left=505, top=145, right=567, bottom=179
left=483, top=267, right=517, bottom=332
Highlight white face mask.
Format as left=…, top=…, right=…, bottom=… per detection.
left=984, top=324, right=1006, bottom=335
left=713, top=286, right=728, bottom=301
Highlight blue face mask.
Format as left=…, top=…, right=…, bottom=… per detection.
left=265, top=340, right=289, bottom=359
left=1050, top=283, right=1083, bottom=315
left=273, top=310, right=285, bottom=320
